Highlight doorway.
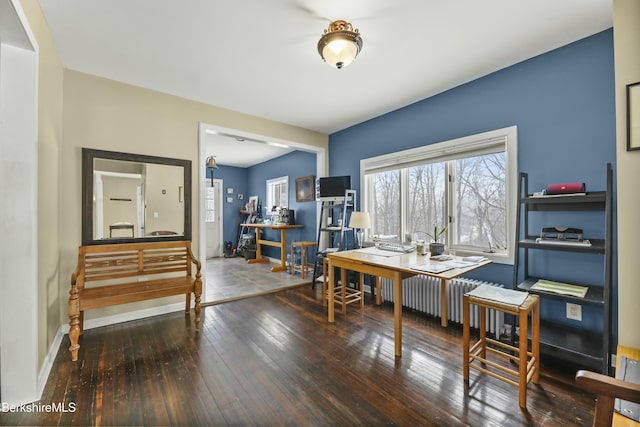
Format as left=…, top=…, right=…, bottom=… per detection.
left=205, top=178, right=223, bottom=258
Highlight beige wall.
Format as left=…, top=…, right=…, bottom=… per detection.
left=60, top=70, right=328, bottom=321
left=20, top=0, right=63, bottom=367
left=614, top=0, right=640, bottom=349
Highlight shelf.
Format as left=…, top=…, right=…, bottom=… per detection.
left=533, top=320, right=605, bottom=371
left=514, top=165, right=612, bottom=375
left=522, top=191, right=606, bottom=211
left=517, top=278, right=604, bottom=305
left=518, top=238, right=606, bottom=253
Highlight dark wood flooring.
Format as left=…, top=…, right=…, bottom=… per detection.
left=1, top=286, right=597, bottom=426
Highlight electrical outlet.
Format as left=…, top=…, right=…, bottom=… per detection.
left=566, top=303, right=582, bottom=321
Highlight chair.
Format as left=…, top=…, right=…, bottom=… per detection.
left=575, top=369, right=640, bottom=427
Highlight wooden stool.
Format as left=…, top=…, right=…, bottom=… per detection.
left=463, top=289, right=540, bottom=409
left=290, top=241, right=316, bottom=279
left=322, top=256, right=363, bottom=314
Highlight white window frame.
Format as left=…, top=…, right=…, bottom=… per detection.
left=266, top=176, right=289, bottom=213
left=360, top=126, right=518, bottom=264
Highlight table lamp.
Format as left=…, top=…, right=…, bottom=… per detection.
left=349, top=211, right=371, bottom=248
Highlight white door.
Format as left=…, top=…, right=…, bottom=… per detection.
left=205, top=179, right=223, bottom=258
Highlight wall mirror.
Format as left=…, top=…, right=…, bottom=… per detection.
left=82, top=148, right=192, bottom=245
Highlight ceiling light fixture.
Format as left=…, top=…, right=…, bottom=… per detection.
left=317, top=20, right=363, bottom=69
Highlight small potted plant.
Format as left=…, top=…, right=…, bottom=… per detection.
left=426, top=225, right=447, bottom=255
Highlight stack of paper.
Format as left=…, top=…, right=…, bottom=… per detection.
left=531, top=279, right=588, bottom=298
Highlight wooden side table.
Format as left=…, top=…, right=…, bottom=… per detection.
left=463, top=288, right=540, bottom=408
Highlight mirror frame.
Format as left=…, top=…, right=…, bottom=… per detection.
left=82, top=148, right=192, bottom=245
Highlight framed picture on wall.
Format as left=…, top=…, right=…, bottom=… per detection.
left=295, top=175, right=315, bottom=202
left=627, top=81, right=640, bottom=151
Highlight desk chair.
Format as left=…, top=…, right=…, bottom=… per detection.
left=576, top=370, right=640, bottom=427
left=576, top=345, right=640, bottom=427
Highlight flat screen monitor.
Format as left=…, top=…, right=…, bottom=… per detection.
left=316, top=176, right=351, bottom=201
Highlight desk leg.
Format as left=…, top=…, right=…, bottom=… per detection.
left=393, top=271, right=403, bottom=357
left=440, top=278, right=449, bottom=327
left=328, top=259, right=335, bottom=323
left=463, top=295, right=470, bottom=382
left=376, top=276, right=382, bottom=305
left=270, top=228, right=288, bottom=272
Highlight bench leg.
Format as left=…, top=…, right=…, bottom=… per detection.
left=68, top=288, right=81, bottom=361
left=194, top=278, right=202, bottom=330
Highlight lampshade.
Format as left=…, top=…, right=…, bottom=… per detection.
left=349, top=211, right=371, bottom=229
left=206, top=156, right=218, bottom=169
left=317, top=20, right=363, bottom=69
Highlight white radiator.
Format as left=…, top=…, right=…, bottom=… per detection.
left=379, top=276, right=505, bottom=336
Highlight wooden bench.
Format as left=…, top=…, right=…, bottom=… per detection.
left=67, top=240, right=202, bottom=361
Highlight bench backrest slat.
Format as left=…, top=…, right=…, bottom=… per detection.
left=79, top=241, right=193, bottom=284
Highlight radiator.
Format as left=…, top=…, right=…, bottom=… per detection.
left=379, top=276, right=505, bottom=335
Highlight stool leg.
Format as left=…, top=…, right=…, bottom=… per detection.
left=463, top=295, right=470, bottom=382
left=340, top=267, right=347, bottom=315
left=479, top=305, right=487, bottom=360
left=290, top=243, right=294, bottom=275
left=300, top=246, right=306, bottom=279
left=518, top=306, right=529, bottom=408
left=532, top=298, right=540, bottom=384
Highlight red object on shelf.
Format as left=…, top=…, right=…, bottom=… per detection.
left=545, top=182, right=585, bottom=195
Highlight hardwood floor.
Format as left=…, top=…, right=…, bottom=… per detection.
left=1, top=286, right=597, bottom=426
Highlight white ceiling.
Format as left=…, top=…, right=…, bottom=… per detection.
left=39, top=0, right=612, bottom=167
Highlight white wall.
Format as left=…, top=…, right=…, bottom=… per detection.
left=0, top=0, right=39, bottom=404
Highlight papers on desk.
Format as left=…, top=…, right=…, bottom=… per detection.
left=411, top=263, right=455, bottom=274
left=354, top=246, right=404, bottom=257
left=466, top=285, right=528, bottom=306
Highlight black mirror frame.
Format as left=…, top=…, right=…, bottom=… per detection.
left=82, top=148, right=192, bottom=245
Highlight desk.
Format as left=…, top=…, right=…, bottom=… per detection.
left=327, top=249, right=491, bottom=357
left=241, top=223, right=303, bottom=272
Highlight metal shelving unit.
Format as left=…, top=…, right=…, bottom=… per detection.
left=512, top=164, right=612, bottom=374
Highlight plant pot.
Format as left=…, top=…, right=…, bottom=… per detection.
left=429, top=242, right=445, bottom=256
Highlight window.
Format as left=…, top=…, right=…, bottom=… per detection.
left=362, top=126, right=517, bottom=264
left=205, top=185, right=216, bottom=223
left=266, top=176, right=288, bottom=213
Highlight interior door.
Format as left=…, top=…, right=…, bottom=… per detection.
left=206, top=179, right=223, bottom=258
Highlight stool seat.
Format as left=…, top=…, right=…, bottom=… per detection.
left=290, top=241, right=316, bottom=279
left=463, top=288, right=540, bottom=409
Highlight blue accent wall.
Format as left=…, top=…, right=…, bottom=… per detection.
left=328, top=30, right=617, bottom=335
left=248, top=150, right=317, bottom=259
left=210, top=151, right=317, bottom=259
left=207, top=164, right=249, bottom=246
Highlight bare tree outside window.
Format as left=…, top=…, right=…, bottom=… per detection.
left=454, top=153, right=506, bottom=250
left=407, top=163, right=446, bottom=239
left=370, top=170, right=400, bottom=238
left=362, top=126, right=516, bottom=259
